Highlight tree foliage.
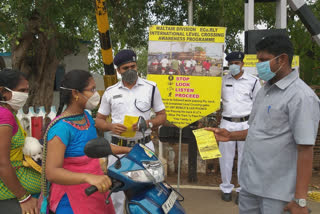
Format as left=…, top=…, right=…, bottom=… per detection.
left=0, top=0, right=97, bottom=109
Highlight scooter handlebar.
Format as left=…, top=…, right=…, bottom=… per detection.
left=85, top=179, right=123, bottom=196
left=85, top=185, right=98, bottom=196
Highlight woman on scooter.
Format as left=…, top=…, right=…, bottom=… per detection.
left=42, top=70, right=130, bottom=214
left=0, top=68, right=41, bottom=214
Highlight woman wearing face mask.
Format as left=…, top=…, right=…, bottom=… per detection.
left=41, top=70, right=130, bottom=214
left=0, top=68, right=41, bottom=214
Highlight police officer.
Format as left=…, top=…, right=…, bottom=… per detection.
left=95, top=49, right=166, bottom=214
left=219, top=51, right=261, bottom=204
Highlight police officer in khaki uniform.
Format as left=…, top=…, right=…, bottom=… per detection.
left=96, top=49, right=166, bottom=214
left=219, top=51, right=261, bottom=204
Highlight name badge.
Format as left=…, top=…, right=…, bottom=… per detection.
left=113, top=94, right=122, bottom=99
left=226, top=84, right=233, bottom=87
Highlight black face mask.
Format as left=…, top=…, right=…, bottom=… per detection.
left=121, top=69, right=138, bottom=85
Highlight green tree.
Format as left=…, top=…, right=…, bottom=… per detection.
left=0, top=0, right=153, bottom=109
left=0, top=0, right=97, bottom=109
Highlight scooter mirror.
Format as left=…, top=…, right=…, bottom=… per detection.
left=84, top=137, right=113, bottom=158
left=137, top=116, right=147, bottom=133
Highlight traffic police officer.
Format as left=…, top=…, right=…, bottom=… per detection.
left=96, top=49, right=166, bottom=214
left=219, top=51, right=261, bottom=204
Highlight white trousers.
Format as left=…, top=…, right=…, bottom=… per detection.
left=219, top=119, right=249, bottom=193
left=108, top=141, right=154, bottom=214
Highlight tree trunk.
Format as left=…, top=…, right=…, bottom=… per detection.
left=0, top=56, right=5, bottom=69
left=12, top=31, right=59, bottom=112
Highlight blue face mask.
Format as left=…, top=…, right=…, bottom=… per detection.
left=229, top=64, right=241, bottom=76
left=256, top=55, right=282, bottom=82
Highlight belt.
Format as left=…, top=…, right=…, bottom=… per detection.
left=222, top=115, right=250, bottom=123
left=111, top=135, right=151, bottom=147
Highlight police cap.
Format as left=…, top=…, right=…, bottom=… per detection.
left=114, top=49, right=137, bottom=67
left=225, top=51, right=245, bottom=62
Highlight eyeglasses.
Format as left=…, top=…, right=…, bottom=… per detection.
left=83, top=88, right=97, bottom=93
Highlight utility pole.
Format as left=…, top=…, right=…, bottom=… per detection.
left=188, top=0, right=193, bottom=26
left=187, top=0, right=198, bottom=184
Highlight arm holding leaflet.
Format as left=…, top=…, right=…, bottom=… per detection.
left=204, top=127, right=248, bottom=142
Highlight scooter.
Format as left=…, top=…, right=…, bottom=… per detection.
left=84, top=117, right=186, bottom=214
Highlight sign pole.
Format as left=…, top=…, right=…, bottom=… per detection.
left=177, top=128, right=183, bottom=191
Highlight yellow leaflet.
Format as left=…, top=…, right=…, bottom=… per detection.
left=192, top=128, right=221, bottom=160
left=121, top=115, right=139, bottom=138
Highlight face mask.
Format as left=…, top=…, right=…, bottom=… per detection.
left=121, top=69, right=138, bottom=85
left=0, top=87, right=28, bottom=111
left=84, top=91, right=100, bottom=110
left=256, top=55, right=282, bottom=82
left=229, top=64, right=241, bottom=76
left=60, top=87, right=100, bottom=110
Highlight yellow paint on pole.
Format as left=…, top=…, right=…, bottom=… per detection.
left=95, top=0, right=110, bottom=33
left=101, top=48, right=114, bottom=65
left=103, top=75, right=117, bottom=89
left=95, top=0, right=117, bottom=88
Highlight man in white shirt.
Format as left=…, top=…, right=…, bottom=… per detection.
left=96, top=49, right=166, bottom=214
left=219, top=51, right=261, bottom=204
left=160, top=56, right=169, bottom=74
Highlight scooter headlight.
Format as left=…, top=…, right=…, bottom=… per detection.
left=122, top=170, right=155, bottom=183
left=122, top=161, right=164, bottom=183
left=142, top=161, right=164, bottom=183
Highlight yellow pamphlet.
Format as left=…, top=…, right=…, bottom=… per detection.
left=192, top=128, right=222, bottom=160
left=121, top=115, right=139, bottom=138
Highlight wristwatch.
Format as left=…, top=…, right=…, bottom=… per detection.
left=294, top=198, right=307, bottom=207
left=148, top=121, right=153, bottom=129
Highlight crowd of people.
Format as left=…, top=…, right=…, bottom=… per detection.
left=149, top=55, right=214, bottom=76
left=0, top=34, right=319, bottom=214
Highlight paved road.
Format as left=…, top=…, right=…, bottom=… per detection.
left=177, top=187, right=320, bottom=214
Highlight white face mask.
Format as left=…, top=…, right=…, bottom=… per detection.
left=0, top=87, right=28, bottom=111
left=61, top=87, right=101, bottom=110
left=83, top=91, right=100, bottom=110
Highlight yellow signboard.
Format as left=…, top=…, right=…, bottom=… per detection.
left=149, top=25, right=226, bottom=43
left=148, top=25, right=225, bottom=128
left=148, top=75, right=222, bottom=128
left=243, top=54, right=259, bottom=67
left=244, top=54, right=300, bottom=67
